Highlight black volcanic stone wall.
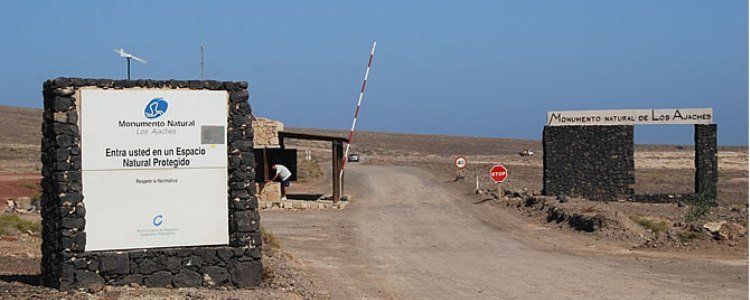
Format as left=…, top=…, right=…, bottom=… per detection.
left=543, top=125, right=635, bottom=201
left=695, top=124, right=717, bottom=203
left=41, top=78, right=261, bottom=290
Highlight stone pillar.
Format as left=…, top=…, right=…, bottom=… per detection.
left=543, top=125, right=634, bottom=201
left=694, top=124, right=717, bottom=203
left=40, top=81, right=84, bottom=289
left=251, top=117, right=284, bottom=147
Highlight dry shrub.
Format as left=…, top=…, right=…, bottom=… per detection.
left=261, top=227, right=281, bottom=252
left=631, top=215, right=669, bottom=236
left=0, top=214, right=40, bottom=235
left=581, top=206, right=597, bottom=213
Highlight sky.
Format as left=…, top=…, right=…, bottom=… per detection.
left=0, top=1, right=747, bottom=145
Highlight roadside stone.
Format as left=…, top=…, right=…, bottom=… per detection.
left=717, top=222, right=745, bottom=240
left=702, top=221, right=726, bottom=235
left=86, top=283, right=105, bottom=293
left=666, top=229, right=679, bottom=241
left=14, top=197, right=33, bottom=210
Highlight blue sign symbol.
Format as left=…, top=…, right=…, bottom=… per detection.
left=144, top=98, right=168, bottom=119
left=152, top=214, right=164, bottom=227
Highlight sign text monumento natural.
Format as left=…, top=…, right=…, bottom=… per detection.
left=546, top=108, right=712, bottom=126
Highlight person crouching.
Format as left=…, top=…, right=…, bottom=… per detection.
left=268, top=163, right=292, bottom=201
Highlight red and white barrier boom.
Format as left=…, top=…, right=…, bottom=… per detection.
left=340, top=41, right=377, bottom=182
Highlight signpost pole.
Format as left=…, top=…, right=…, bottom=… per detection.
left=474, top=172, right=479, bottom=194
left=332, top=142, right=341, bottom=204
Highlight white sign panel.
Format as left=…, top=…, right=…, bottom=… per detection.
left=80, top=89, right=229, bottom=251
left=546, top=108, right=713, bottom=126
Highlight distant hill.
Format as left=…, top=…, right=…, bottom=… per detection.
left=0, top=105, right=540, bottom=156
left=285, top=127, right=540, bottom=156
left=0, top=105, right=740, bottom=156
left=0, top=105, right=41, bottom=146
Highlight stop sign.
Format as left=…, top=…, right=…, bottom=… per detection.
left=489, top=165, right=508, bottom=183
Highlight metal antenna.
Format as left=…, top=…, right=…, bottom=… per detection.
left=114, top=48, right=147, bottom=80
left=200, top=43, right=205, bottom=80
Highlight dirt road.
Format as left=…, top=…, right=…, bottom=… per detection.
left=262, top=165, right=747, bottom=299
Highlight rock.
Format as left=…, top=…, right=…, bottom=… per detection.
left=135, top=257, right=161, bottom=274
left=666, top=229, right=679, bottom=241
left=730, top=204, right=746, bottom=213
left=53, top=96, right=74, bottom=111
left=54, top=87, right=75, bottom=96
left=173, top=269, right=203, bottom=287
left=702, top=221, right=726, bottom=234
left=99, top=253, right=130, bottom=275
left=144, top=271, right=173, bottom=287
left=87, top=283, right=105, bottom=293
left=14, top=197, right=33, bottom=210
left=202, top=266, right=230, bottom=285
left=75, top=269, right=104, bottom=286
left=119, top=274, right=143, bottom=286
left=60, top=217, right=85, bottom=229
left=53, top=112, right=68, bottom=123
left=166, top=256, right=181, bottom=273
left=717, top=222, right=746, bottom=240
left=228, top=261, right=262, bottom=287
left=557, top=193, right=569, bottom=203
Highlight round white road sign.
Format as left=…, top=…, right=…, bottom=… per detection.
left=454, top=156, right=468, bottom=169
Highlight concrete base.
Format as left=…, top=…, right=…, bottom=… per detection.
left=259, top=199, right=348, bottom=210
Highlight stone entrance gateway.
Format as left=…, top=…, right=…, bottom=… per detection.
left=542, top=108, right=717, bottom=202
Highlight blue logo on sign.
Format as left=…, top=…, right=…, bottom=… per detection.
left=152, top=214, right=164, bottom=227
left=144, top=98, right=168, bottom=119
